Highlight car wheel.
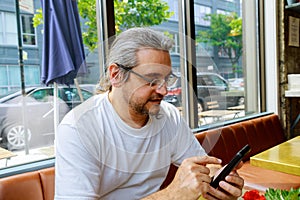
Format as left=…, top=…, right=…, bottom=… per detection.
left=237, top=97, right=245, bottom=105
left=5, top=125, right=32, bottom=150
left=198, top=99, right=207, bottom=111
left=198, top=103, right=204, bottom=112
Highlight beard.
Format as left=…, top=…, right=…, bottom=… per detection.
left=127, top=94, right=163, bottom=117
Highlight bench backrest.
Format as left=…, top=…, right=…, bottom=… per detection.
left=161, top=113, right=286, bottom=189
left=0, top=167, right=55, bottom=200
left=196, top=113, right=286, bottom=164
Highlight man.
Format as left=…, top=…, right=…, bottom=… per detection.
left=55, top=27, right=244, bottom=199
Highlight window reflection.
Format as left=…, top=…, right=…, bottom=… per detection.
left=0, top=0, right=261, bottom=169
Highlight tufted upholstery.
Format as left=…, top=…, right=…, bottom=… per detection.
left=0, top=167, right=54, bottom=200
left=161, top=113, right=300, bottom=192
left=196, top=113, right=286, bottom=164
left=39, top=167, right=55, bottom=200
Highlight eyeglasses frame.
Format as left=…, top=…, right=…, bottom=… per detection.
left=115, top=63, right=177, bottom=90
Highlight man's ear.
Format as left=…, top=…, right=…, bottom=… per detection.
left=108, top=64, right=123, bottom=87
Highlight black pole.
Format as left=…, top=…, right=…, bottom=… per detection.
left=15, top=0, right=25, bottom=96
left=15, top=0, right=29, bottom=154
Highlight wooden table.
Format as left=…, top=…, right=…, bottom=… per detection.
left=198, top=109, right=240, bottom=125
left=250, top=136, right=300, bottom=176
left=0, top=147, right=16, bottom=166
left=199, top=110, right=240, bottom=118
left=227, top=104, right=245, bottom=110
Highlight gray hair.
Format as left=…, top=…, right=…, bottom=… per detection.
left=97, top=27, right=174, bottom=93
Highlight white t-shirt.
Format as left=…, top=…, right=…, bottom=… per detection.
left=55, top=92, right=206, bottom=200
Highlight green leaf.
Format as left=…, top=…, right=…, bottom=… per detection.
left=265, top=188, right=300, bottom=200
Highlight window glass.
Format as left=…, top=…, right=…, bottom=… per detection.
left=194, top=0, right=257, bottom=126
left=0, top=65, right=8, bottom=85
left=8, top=66, right=21, bottom=85
left=21, top=15, right=36, bottom=45
left=197, top=42, right=213, bottom=56
left=194, top=4, right=211, bottom=26
left=0, top=0, right=261, bottom=170
left=0, top=12, right=3, bottom=44
left=0, top=0, right=99, bottom=169
left=0, top=12, right=36, bottom=46
left=2, top=12, right=18, bottom=45
left=164, top=0, right=178, bottom=21
left=149, top=0, right=257, bottom=127
left=24, top=65, right=40, bottom=85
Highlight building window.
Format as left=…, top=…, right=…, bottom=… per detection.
left=196, top=42, right=213, bottom=57
left=163, top=0, right=178, bottom=21
left=0, top=12, right=18, bottom=45
left=194, top=5, right=211, bottom=26
left=21, top=14, right=36, bottom=46
left=0, top=12, right=36, bottom=46
left=217, top=9, right=231, bottom=15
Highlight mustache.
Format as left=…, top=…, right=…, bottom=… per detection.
left=149, top=94, right=164, bottom=101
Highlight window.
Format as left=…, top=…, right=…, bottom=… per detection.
left=170, top=33, right=180, bottom=53
left=0, top=12, right=18, bottom=45
left=21, top=15, right=36, bottom=46
left=0, top=12, right=36, bottom=46
left=0, top=0, right=98, bottom=170
left=163, top=0, right=178, bottom=21
left=217, top=9, right=231, bottom=15
left=0, top=0, right=272, bottom=175
left=192, top=0, right=258, bottom=127
left=194, top=4, right=211, bottom=26
left=196, top=42, right=213, bottom=56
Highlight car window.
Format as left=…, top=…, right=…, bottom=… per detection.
left=197, top=76, right=206, bottom=85
left=81, top=90, right=93, bottom=100
left=210, top=75, right=227, bottom=87
left=200, top=75, right=214, bottom=86
left=61, top=88, right=78, bottom=102
left=30, top=89, right=53, bottom=102
left=60, top=88, right=92, bottom=102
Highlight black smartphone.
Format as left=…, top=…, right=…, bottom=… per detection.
left=210, top=144, right=251, bottom=188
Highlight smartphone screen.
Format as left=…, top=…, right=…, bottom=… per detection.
left=210, top=144, right=251, bottom=188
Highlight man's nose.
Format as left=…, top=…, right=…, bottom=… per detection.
left=155, top=83, right=168, bottom=95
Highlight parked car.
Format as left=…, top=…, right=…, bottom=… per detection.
left=228, top=78, right=244, bottom=91
left=0, top=86, right=93, bottom=150
left=164, top=72, right=244, bottom=110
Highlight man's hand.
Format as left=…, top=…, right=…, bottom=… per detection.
left=165, top=156, right=222, bottom=199
left=203, top=162, right=244, bottom=200
left=142, top=157, right=244, bottom=200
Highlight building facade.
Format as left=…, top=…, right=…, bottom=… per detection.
left=0, top=0, right=240, bottom=97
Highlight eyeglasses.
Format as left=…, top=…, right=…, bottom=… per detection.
left=116, top=63, right=178, bottom=90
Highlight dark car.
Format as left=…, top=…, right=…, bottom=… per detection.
left=0, top=86, right=93, bottom=150
left=164, top=72, right=244, bottom=110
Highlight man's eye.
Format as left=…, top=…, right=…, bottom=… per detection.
left=151, top=80, right=159, bottom=85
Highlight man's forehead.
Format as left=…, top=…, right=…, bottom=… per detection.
left=133, top=63, right=172, bottom=74
left=135, top=48, right=171, bottom=71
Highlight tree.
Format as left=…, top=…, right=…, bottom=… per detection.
left=196, top=13, right=243, bottom=74
left=33, top=0, right=173, bottom=52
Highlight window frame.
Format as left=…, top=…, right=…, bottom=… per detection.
left=0, top=0, right=274, bottom=177
left=20, top=14, right=37, bottom=46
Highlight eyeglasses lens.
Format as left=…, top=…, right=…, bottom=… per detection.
left=166, top=74, right=177, bottom=87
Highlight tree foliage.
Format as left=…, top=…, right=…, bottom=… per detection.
left=33, top=0, right=173, bottom=52
left=197, top=13, right=243, bottom=72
